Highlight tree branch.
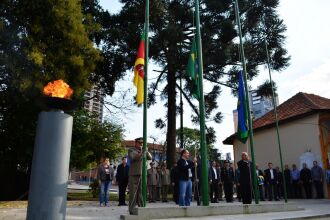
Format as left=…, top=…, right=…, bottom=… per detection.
left=150, top=66, right=167, bottom=96
left=203, top=76, right=234, bottom=88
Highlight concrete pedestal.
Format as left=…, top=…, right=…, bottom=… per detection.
left=27, top=111, right=73, bottom=220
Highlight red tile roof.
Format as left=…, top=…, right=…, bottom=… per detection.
left=223, top=92, right=330, bottom=145
left=253, top=92, right=330, bottom=129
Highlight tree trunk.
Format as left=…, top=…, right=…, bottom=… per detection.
left=166, top=64, right=177, bottom=169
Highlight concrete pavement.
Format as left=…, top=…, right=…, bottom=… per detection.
left=0, top=199, right=329, bottom=220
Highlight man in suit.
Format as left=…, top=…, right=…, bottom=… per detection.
left=264, top=162, right=279, bottom=201
left=284, top=164, right=292, bottom=198
left=116, top=157, right=129, bottom=206
left=221, top=160, right=235, bottom=203
left=237, top=152, right=252, bottom=204
left=216, top=163, right=224, bottom=201
left=209, top=161, right=221, bottom=203
left=300, top=163, right=312, bottom=199
left=128, top=137, right=152, bottom=214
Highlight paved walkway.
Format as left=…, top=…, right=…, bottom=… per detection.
left=0, top=199, right=329, bottom=220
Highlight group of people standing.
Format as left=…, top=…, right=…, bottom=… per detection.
left=147, top=161, right=171, bottom=203
left=97, top=141, right=327, bottom=214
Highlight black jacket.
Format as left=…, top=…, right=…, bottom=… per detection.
left=284, top=169, right=291, bottom=183
left=170, top=166, right=179, bottom=183
left=300, top=168, right=312, bottom=183
left=264, top=168, right=278, bottom=183
left=116, top=163, right=129, bottom=184
left=209, top=167, right=221, bottom=182
left=177, top=158, right=194, bottom=181
left=221, top=167, right=234, bottom=183
left=237, top=160, right=252, bottom=185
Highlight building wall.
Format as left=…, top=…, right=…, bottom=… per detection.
left=234, top=114, right=320, bottom=170
left=84, top=87, right=104, bottom=122
left=233, top=114, right=329, bottom=198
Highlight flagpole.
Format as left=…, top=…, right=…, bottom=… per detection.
left=262, top=16, right=287, bottom=203
left=180, top=75, right=184, bottom=149
left=234, top=0, right=259, bottom=204
left=142, top=0, right=150, bottom=207
left=194, top=0, right=209, bottom=206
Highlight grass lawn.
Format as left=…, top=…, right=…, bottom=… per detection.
left=0, top=192, right=120, bottom=208
left=0, top=192, right=174, bottom=208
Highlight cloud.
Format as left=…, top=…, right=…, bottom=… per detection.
left=281, top=58, right=330, bottom=99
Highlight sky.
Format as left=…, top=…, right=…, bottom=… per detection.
left=99, top=0, right=330, bottom=159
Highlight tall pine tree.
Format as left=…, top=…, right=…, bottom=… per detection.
left=96, top=0, right=289, bottom=167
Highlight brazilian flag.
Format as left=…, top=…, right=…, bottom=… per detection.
left=186, top=38, right=200, bottom=100
left=237, top=71, right=249, bottom=143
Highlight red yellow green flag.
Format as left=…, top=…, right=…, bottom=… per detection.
left=134, top=32, right=145, bottom=105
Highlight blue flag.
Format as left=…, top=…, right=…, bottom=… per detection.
left=237, top=71, right=249, bottom=143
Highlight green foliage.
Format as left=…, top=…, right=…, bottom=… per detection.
left=88, top=179, right=100, bottom=198
left=102, top=0, right=290, bottom=166
left=70, top=110, right=125, bottom=170
left=0, top=0, right=116, bottom=181
left=14, top=0, right=102, bottom=97
left=176, top=127, right=200, bottom=150
left=256, top=79, right=277, bottom=98
left=176, top=127, right=217, bottom=160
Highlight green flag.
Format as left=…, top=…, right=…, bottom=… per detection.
left=186, top=38, right=200, bottom=100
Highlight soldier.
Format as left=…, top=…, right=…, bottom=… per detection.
left=160, top=162, right=170, bottom=202
left=128, top=137, right=152, bottom=214
left=156, top=165, right=162, bottom=201
left=147, top=162, right=158, bottom=202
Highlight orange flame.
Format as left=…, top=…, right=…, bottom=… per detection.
left=43, top=80, right=73, bottom=99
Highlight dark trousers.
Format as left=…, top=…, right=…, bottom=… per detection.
left=313, top=180, right=324, bottom=198
left=194, top=181, right=201, bottom=204
left=302, top=182, right=312, bottom=199
left=277, top=183, right=283, bottom=198
left=218, top=183, right=223, bottom=200
left=148, top=185, right=156, bottom=202
left=285, top=181, right=292, bottom=198
left=210, top=180, right=219, bottom=202
left=258, top=185, right=264, bottom=200
left=292, top=179, right=301, bottom=198
left=236, top=184, right=241, bottom=201
left=264, top=183, right=268, bottom=199
left=118, top=181, right=128, bottom=205
left=240, top=183, right=252, bottom=204
left=267, top=180, right=278, bottom=200
left=224, top=181, right=233, bottom=202
left=161, top=185, right=168, bottom=201
left=173, top=183, right=179, bottom=204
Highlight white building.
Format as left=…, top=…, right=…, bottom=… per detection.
left=84, top=87, right=104, bottom=122
left=224, top=92, right=330, bottom=198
